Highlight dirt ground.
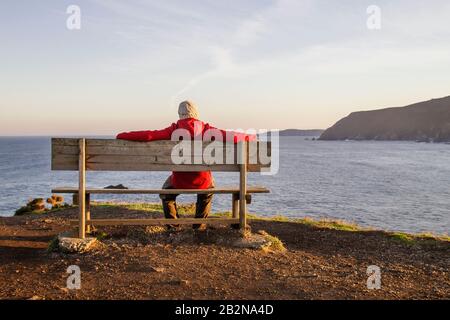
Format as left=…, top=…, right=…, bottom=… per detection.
left=0, top=205, right=448, bottom=300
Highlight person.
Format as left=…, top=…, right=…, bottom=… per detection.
left=116, top=100, right=255, bottom=231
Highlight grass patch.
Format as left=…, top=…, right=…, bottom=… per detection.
left=93, top=231, right=109, bottom=241
left=389, top=232, right=414, bottom=244
left=388, top=231, right=449, bottom=246
left=15, top=204, right=73, bottom=216
left=258, top=230, right=287, bottom=252
left=416, top=233, right=450, bottom=242
left=296, top=217, right=362, bottom=231
left=250, top=215, right=363, bottom=231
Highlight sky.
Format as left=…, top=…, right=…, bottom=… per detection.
left=1, top=0, right=450, bottom=135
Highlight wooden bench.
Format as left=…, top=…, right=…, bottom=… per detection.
left=51, top=138, right=271, bottom=238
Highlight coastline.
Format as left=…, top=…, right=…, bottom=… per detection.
left=0, top=203, right=448, bottom=300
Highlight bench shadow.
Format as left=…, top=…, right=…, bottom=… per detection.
left=0, top=245, right=48, bottom=263
left=0, top=235, right=54, bottom=242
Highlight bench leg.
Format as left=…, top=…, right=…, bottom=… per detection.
left=231, top=193, right=240, bottom=229
left=78, top=138, right=86, bottom=239
left=232, top=193, right=239, bottom=218
left=239, top=195, right=247, bottom=230
left=85, top=193, right=91, bottom=234
left=239, top=142, right=248, bottom=231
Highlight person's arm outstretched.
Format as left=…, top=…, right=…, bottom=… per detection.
left=116, top=123, right=177, bottom=141
left=204, top=123, right=257, bottom=143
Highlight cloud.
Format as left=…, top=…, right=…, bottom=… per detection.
left=87, top=0, right=450, bottom=107
left=170, top=0, right=297, bottom=104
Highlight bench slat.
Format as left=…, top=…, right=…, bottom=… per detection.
left=52, top=186, right=270, bottom=194
left=53, top=143, right=241, bottom=156
left=51, top=138, right=270, bottom=172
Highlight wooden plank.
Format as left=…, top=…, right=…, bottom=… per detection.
left=52, top=161, right=78, bottom=171
left=53, top=143, right=239, bottom=157
left=69, top=218, right=239, bottom=226
left=51, top=139, right=270, bottom=171
left=52, top=159, right=242, bottom=172
left=52, top=159, right=265, bottom=172
left=86, top=163, right=242, bottom=172
left=52, top=138, right=268, bottom=156
left=78, top=139, right=86, bottom=239
left=87, top=139, right=178, bottom=147
left=86, top=154, right=205, bottom=165
left=52, top=138, right=79, bottom=146
left=55, top=139, right=237, bottom=149
left=239, top=142, right=248, bottom=229
left=51, top=186, right=270, bottom=194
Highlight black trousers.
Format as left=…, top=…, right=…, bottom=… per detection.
left=159, top=177, right=214, bottom=225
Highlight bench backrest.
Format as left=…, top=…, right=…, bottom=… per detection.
left=51, top=138, right=271, bottom=172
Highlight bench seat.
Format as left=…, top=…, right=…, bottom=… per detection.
left=52, top=186, right=270, bottom=195
left=56, top=185, right=270, bottom=228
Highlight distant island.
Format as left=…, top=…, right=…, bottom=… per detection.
left=319, top=95, right=450, bottom=142
left=264, top=129, right=324, bottom=137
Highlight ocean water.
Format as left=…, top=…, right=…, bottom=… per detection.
left=0, top=136, right=449, bottom=235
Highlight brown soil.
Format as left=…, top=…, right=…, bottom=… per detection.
left=0, top=205, right=448, bottom=300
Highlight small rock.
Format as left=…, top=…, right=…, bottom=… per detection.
left=232, top=233, right=271, bottom=250
left=179, top=279, right=190, bottom=286
left=57, top=232, right=98, bottom=253
left=171, top=279, right=190, bottom=286
left=28, top=296, right=43, bottom=300
left=150, top=266, right=165, bottom=273
left=104, top=184, right=128, bottom=189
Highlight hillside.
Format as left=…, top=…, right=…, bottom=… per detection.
left=0, top=203, right=448, bottom=300
left=319, top=96, right=450, bottom=142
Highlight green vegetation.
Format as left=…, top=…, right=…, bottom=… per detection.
left=389, top=232, right=414, bottom=244
left=294, top=217, right=363, bottom=231
left=47, top=236, right=60, bottom=253
left=15, top=196, right=71, bottom=216
left=15, top=198, right=47, bottom=216
left=93, top=231, right=109, bottom=241
left=258, top=230, right=287, bottom=252
left=388, top=232, right=450, bottom=246
left=244, top=214, right=365, bottom=232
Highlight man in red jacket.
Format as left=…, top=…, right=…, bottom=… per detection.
left=116, top=100, right=255, bottom=230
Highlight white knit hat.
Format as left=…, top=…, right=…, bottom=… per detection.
left=178, top=100, right=199, bottom=119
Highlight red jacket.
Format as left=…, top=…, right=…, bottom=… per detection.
left=116, top=118, right=256, bottom=189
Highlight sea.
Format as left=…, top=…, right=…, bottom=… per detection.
left=0, top=136, right=448, bottom=235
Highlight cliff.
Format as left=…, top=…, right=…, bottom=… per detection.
left=319, top=96, right=450, bottom=142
